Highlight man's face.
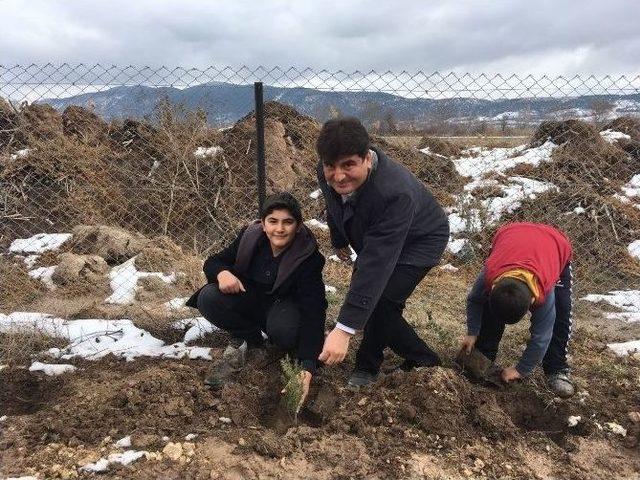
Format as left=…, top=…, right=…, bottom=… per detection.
left=322, top=152, right=372, bottom=195
left=261, top=208, right=299, bottom=254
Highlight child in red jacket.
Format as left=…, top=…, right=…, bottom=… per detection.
left=461, top=222, right=575, bottom=397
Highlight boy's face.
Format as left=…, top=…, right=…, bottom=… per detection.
left=261, top=208, right=299, bottom=253
left=323, top=151, right=372, bottom=195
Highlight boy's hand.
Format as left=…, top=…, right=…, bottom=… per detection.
left=334, top=247, right=353, bottom=264
left=217, top=270, right=246, bottom=294
left=460, top=335, right=478, bottom=354
left=501, top=366, right=522, bottom=383
left=318, top=328, right=352, bottom=365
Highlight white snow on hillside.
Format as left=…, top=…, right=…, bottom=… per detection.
left=105, top=257, right=176, bottom=305
left=0, top=312, right=212, bottom=362
left=453, top=140, right=556, bottom=179
left=607, top=340, right=640, bottom=357
left=629, top=240, right=640, bottom=260
left=27, top=266, right=57, bottom=289
left=9, top=233, right=72, bottom=254
left=194, top=146, right=223, bottom=158
left=600, top=129, right=631, bottom=143
left=581, top=290, right=640, bottom=323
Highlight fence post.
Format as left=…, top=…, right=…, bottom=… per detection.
left=254, top=82, right=266, bottom=215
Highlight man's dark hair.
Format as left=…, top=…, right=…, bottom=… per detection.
left=489, top=278, right=533, bottom=325
left=316, top=117, right=371, bottom=165
left=260, top=192, right=303, bottom=224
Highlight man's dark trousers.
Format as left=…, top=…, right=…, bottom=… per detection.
left=196, top=283, right=299, bottom=350
left=355, top=264, right=441, bottom=375
left=474, top=262, right=573, bottom=374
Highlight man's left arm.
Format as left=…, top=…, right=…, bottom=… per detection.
left=514, top=291, right=556, bottom=377
left=336, top=193, right=414, bottom=331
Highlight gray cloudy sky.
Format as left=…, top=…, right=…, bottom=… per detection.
left=2, top=0, right=639, bottom=76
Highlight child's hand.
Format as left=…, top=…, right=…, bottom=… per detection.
left=460, top=335, right=477, bottom=354
left=217, top=270, right=246, bottom=294
left=501, top=366, right=522, bottom=383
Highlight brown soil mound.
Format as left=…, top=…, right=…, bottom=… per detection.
left=61, top=105, right=109, bottom=145
left=417, top=136, right=463, bottom=157
left=530, top=119, right=601, bottom=148
left=51, top=252, right=109, bottom=288
left=21, top=103, right=64, bottom=141
left=71, top=225, right=149, bottom=265
left=2, top=354, right=637, bottom=480
left=374, top=136, right=466, bottom=205
left=603, top=116, right=640, bottom=141
left=134, top=236, right=185, bottom=273
left=511, top=119, right=637, bottom=192
left=0, top=98, right=25, bottom=150
left=222, top=101, right=322, bottom=218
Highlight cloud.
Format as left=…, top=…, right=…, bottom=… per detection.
left=1, top=0, right=639, bottom=76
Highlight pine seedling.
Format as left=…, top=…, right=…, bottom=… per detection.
left=280, top=355, right=304, bottom=421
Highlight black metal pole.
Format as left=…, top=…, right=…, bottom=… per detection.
left=254, top=82, right=266, bottom=215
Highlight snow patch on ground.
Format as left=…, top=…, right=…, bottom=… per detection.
left=581, top=290, right=640, bottom=323
left=29, top=361, right=77, bottom=376
left=453, top=141, right=556, bottom=179
left=629, top=240, right=640, bottom=260
left=0, top=312, right=212, bottom=362
left=194, top=146, right=222, bottom=158
left=607, top=340, right=640, bottom=357
left=9, top=233, right=72, bottom=254
left=105, top=256, right=176, bottom=305
left=600, top=129, right=631, bottom=143
left=81, top=450, right=147, bottom=472
left=447, top=239, right=468, bottom=255
left=171, top=317, right=218, bottom=343
left=28, top=265, right=57, bottom=289
left=305, top=219, right=329, bottom=230
left=165, top=297, right=190, bottom=311
left=325, top=284, right=337, bottom=294
left=309, top=189, right=322, bottom=199
left=439, top=263, right=459, bottom=272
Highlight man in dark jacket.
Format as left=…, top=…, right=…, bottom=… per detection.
left=315, top=117, right=450, bottom=387
left=462, top=222, right=575, bottom=397
left=187, top=192, right=327, bottom=406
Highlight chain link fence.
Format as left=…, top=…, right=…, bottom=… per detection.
left=1, top=64, right=639, bottom=319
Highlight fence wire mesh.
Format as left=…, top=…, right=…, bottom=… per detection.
left=1, top=63, right=639, bottom=318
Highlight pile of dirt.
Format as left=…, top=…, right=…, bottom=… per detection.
left=375, top=136, right=466, bottom=205
left=61, top=105, right=109, bottom=145
left=417, top=135, right=464, bottom=157
left=603, top=116, right=640, bottom=141
left=530, top=119, right=602, bottom=148
left=2, top=354, right=637, bottom=480
left=70, top=224, right=149, bottom=265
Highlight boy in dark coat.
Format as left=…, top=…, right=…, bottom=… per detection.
left=315, top=117, right=450, bottom=387
left=462, top=222, right=575, bottom=397
left=187, top=192, right=327, bottom=406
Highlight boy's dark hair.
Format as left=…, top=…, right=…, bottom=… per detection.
left=260, top=192, right=303, bottom=224
left=489, top=278, right=533, bottom=325
left=316, top=117, right=370, bottom=165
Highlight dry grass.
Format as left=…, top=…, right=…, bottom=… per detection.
left=0, top=331, right=66, bottom=366
left=0, top=255, right=46, bottom=311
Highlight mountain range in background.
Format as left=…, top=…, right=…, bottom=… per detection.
left=39, top=81, right=640, bottom=128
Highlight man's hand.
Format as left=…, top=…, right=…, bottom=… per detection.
left=217, top=270, right=246, bottom=294
left=501, top=366, right=522, bottom=383
left=318, top=328, right=352, bottom=365
left=460, top=335, right=478, bottom=354
left=334, top=247, right=353, bottom=264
